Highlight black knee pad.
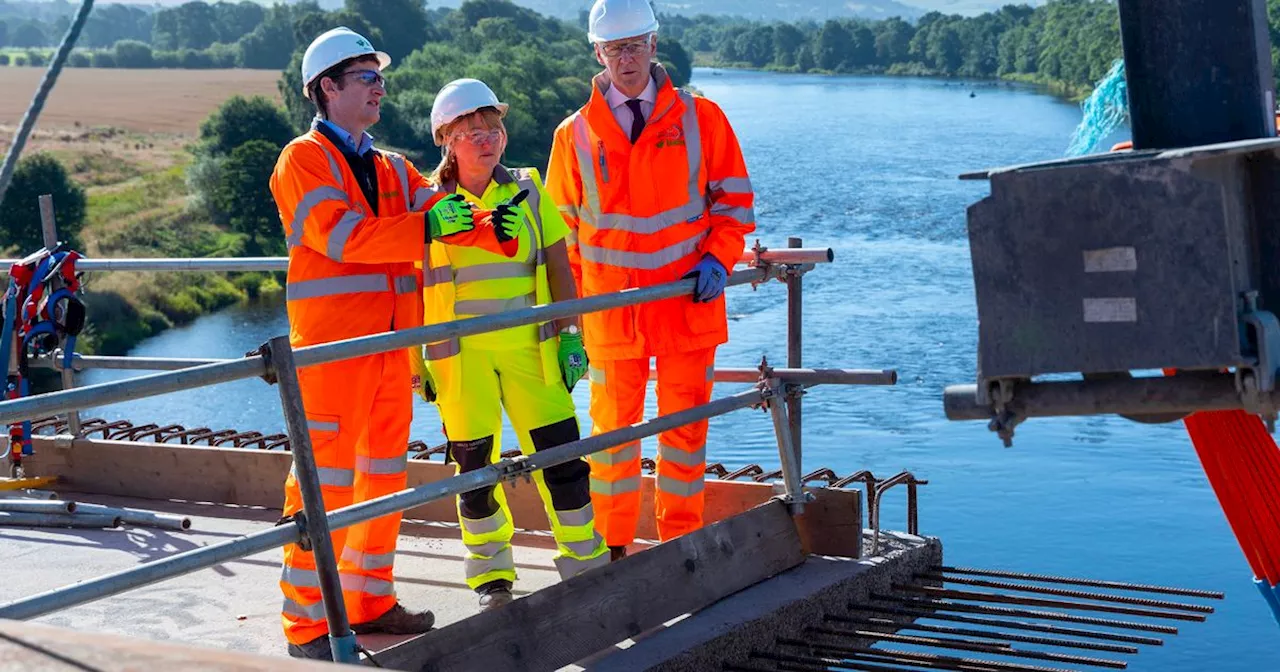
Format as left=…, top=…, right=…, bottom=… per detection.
left=530, top=418, right=590, bottom=512
left=450, top=436, right=499, bottom=519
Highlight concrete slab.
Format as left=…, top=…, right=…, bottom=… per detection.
left=569, top=530, right=943, bottom=672
left=0, top=491, right=573, bottom=660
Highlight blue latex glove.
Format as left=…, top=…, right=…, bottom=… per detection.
left=682, top=254, right=728, bottom=303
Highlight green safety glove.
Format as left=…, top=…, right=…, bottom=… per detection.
left=492, top=189, right=530, bottom=243
left=557, top=327, right=589, bottom=393
left=408, top=346, right=437, bottom=403
left=426, top=193, right=476, bottom=242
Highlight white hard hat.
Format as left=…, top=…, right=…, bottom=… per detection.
left=430, top=78, right=509, bottom=145
left=587, top=0, right=659, bottom=44
left=301, top=27, right=391, bottom=99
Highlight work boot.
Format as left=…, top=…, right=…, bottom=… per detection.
left=286, top=635, right=332, bottom=661
left=477, top=579, right=514, bottom=612
left=350, top=602, right=435, bottom=635
left=609, top=545, right=627, bottom=562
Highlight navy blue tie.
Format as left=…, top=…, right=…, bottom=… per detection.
left=626, top=99, right=645, bottom=143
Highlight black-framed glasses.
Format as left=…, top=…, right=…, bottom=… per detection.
left=339, top=69, right=385, bottom=88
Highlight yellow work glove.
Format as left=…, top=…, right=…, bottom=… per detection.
left=408, top=345, right=437, bottom=402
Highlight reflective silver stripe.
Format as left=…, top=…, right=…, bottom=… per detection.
left=282, top=596, right=327, bottom=620
left=462, top=508, right=508, bottom=536
left=280, top=564, right=320, bottom=588
left=288, top=186, right=349, bottom=247
left=454, top=262, right=534, bottom=284
left=563, top=534, right=605, bottom=558
left=554, top=503, right=595, bottom=528
left=287, top=274, right=389, bottom=300
left=467, top=540, right=508, bottom=557
left=308, top=419, right=338, bottom=433
left=393, top=274, right=417, bottom=295
left=706, top=364, right=715, bottom=382
left=465, top=546, right=514, bottom=579
left=454, top=293, right=535, bottom=316
left=411, top=186, right=438, bottom=212
left=514, top=175, right=544, bottom=264
left=423, top=266, right=453, bottom=287
left=554, top=550, right=610, bottom=578
left=341, top=547, right=396, bottom=570
left=709, top=203, right=756, bottom=225
left=425, top=338, right=460, bottom=360
left=578, top=230, right=707, bottom=270
left=537, top=321, right=557, bottom=343
left=318, top=141, right=345, bottom=187
left=709, top=177, right=753, bottom=195
left=558, top=204, right=580, bottom=220
left=593, top=200, right=706, bottom=235
left=680, top=91, right=702, bottom=194
left=341, top=574, right=396, bottom=596
left=565, top=229, right=578, bottom=247
left=591, top=442, right=640, bottom=467
left=315, top=466, right=355, bottom=488
left=388, top=153, right=411, bottom=212
left=326, top=210, right=364, bottom=262
left=571, top=115, right=602, bottom=226
left=588, top=365, right=606, bottom=385
left=590, top=475, right=641, bottom=496
left=657, top=473, right=705, bottom=497
left=356, top=453, right=408, bottom=475
left=658, top=442, right=706, bottom=468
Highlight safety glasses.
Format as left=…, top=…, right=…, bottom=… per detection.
left=600, top=39, right=652, bottom=59
left=340, top=69, right=385, bottom=88
left=451, top=128, right=504, bottom=146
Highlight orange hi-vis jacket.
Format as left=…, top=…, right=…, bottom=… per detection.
left=546, top=63, right=756, bottom=361
left=271, top=128, right=448, bottom=349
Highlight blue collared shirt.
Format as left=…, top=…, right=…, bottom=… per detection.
left=316, top=117, right=375, bottom=157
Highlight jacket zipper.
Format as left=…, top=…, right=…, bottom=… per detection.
left=597, top=140, right=610, bottom=183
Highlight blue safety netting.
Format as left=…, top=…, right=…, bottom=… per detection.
left=1065, top=59, right=1129, bottom=157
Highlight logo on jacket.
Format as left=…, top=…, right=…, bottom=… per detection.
left=656, top=125, right=686, bottom=149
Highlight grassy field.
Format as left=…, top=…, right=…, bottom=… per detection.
left=0, top=67, right=281, bottom=135
left=0, top=68, right=287, bottom=354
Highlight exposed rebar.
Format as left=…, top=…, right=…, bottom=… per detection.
left=894, top=584, right=1206, bottom=622
left=935, top=566, right=1225, bottom=600
left=872, top=595, right=1180, bottom=635
left=809, top=626, right=1128, bottom=669
left=781, top=638, right=1072, bottom=672
left=845, top=603, right=1165, bottom=646
left=825, top=615, right=1139, bottom=654
left=918, top=573, right=1214, bottom=613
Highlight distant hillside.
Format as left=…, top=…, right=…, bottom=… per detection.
left=425, top=0, right=1048, bottom=21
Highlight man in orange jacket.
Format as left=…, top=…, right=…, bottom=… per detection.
left=269, top=27, right=514, bottom=660
left=545, top=0, right=756, bottom=559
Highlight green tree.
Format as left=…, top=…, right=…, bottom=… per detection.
left=0, top=20, right=9, bottom=49
left=0, top=154, right=86, bottom=254
left=198, top=95, right=295, bottom=157
left=114, top=40, right=153, bottom=68
left=211, top=140, right=283, bottom=256
left=657, top=39, right=692, bottom=87
left=346, top=0, right=432, bottom=63
left=11, top=20, right=45, bottom=48
left=816, top=20, right=851, bottom=71
left=874, top=17, right=913, bottom=65
left=735, top=25, right=774, bottom=68
left=773, top=23, right=804, bottom=68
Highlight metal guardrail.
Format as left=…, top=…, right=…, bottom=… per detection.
left=0, top=241, right=903, bottom=664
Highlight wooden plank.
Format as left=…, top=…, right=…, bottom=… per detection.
left=22, top=438, right=863, bottom=554
left=374, top=499, right=805, bottom=672
left=0, top=475, right=58, bottom=490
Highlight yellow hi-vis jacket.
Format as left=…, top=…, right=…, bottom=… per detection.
left=410, top=166, right=569, bottom=403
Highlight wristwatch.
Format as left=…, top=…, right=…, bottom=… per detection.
left=560, top=325, right=580, bottom=335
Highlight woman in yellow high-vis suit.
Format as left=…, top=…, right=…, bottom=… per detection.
left=408, top=78, right=609, bottom=611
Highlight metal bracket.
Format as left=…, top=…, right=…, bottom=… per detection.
left=496, top=455, right=535, bottom=485
left=986, top=379, right=1021, bottom=447
left=746, top=240, right=775, bottom=291
left=276, top=512, right=312, bottom=552
left=249, top=342, right=277, bottom=385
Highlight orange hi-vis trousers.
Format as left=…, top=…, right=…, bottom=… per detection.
left=586, top=346, right=716, bottom=547
left=279, top=348, right=411, bottom=646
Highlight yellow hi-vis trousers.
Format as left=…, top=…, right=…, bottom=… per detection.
left=434, top=345, right=608, bottom=590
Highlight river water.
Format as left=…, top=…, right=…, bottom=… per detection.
left=81, top=68, right=1278, bottom=666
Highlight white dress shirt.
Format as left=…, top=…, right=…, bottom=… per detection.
left=604, top=77, right=658, bottom=138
